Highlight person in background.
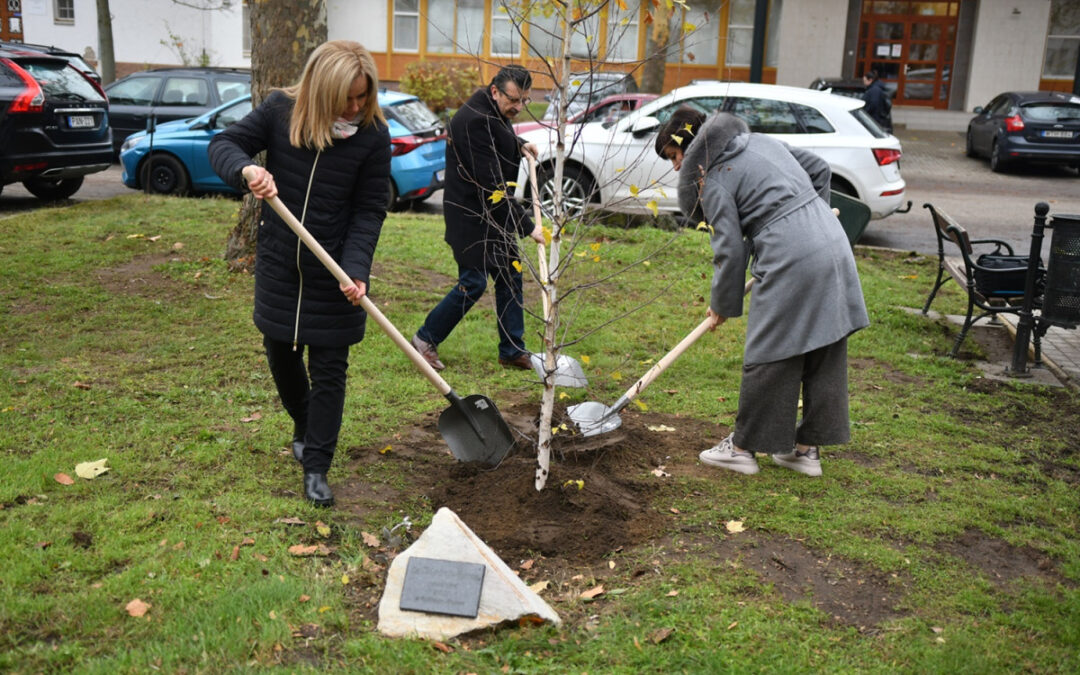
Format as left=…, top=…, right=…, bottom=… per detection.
left=208, top=40, right=390, bottom=507
left=862, top=69, right=893, bottom=132
left=655, top=106, right=869, bottom=478
left=411, top=65, right=544, bottom=373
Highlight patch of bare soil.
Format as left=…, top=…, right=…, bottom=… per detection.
left=95, top=252, right=193, bottom=301
left=937, top=528, right=1073, bottom=590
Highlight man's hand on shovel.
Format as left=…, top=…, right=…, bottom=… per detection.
left=242, top=164, right=366, bottom=306
left=706, top=308, right=728, bottom=332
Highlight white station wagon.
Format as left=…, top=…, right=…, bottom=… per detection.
left=518, top=81, right=907, bottom=221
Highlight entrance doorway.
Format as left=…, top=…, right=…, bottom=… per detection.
left=856, top=1, right=960, bottom=108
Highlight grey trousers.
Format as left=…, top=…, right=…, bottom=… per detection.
left=732, top=338, right=851, bottom=454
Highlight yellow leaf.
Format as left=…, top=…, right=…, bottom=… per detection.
left=559, top=423, right=568, bottom=431
left=617, top=0, right=627, bottom=9
left=529, top=580, right=550, bottom=594
left=581, top=355, right=590, bottom=365
left=589, top=242, right=601, bottom=252
left=75, top=458, right=109, bottom=480
left=611, top=371, right=622, bottom=380
left=488, top=189, right=505, bottom=204
left=341, top=574, right=350, bottom=585
left=315, top=522, right=331, bottom=538
left=725, top=520, right=746, bottom=533
left=269, top=610, right=277, bottom=620
left=318, top=606, right=331, bottom=613
left=379, top=444, right=392, bottom=454
left=684, top=21, right=696, bottom=32
left=629, top=184, right=639, bottom=197
left=696, top=221, right=714, bottom=234
left=571, top=79, right=581, bottom=87
left=643, top=260, right=651, bottom=266
left=634, top=399, right=648, bottom=411
left=512, top=260, right=522, bottom=273
left=671, top=134, right=683, bottom=146
left=646, top=200, right=659, bottom=217
left=542, top=225, right=552, bottom=244
left=558, top=391, right=569, bottom=400
left=551, top=426, right=560, bottom=435
left=683, top=122, right=694, bottom=134
left=506, top=181, right=518, bottom=187
left=615, top=167, right=625, bottom=173
left=592, top=255, right=601, bottom=262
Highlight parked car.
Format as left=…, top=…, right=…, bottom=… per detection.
left=966, top=91, right=1080, bottom=174
left=809, top=76, right=898, bottom=100
left=0, top=41, right=101, bottom=84
left=104, top=66, right=251, bottom=154
left=513, top=93, right=658, bottom=134
left=119, top=90, right=446, bottom=209
left=0, top=46, right=112, bottom=200
left=518, top=81, right=906, bottom=220
left=541, top=71, right=639, bottom=124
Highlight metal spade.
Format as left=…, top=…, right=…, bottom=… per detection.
left=257, top=188, right=515, bottom=466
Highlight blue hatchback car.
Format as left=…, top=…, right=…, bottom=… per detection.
left=119, top=90, right=446, bottom=208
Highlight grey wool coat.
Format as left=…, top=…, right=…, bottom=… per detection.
left=678, top=113, right=869, bottom=365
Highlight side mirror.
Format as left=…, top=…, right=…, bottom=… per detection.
left=629, top=115, right=660, bottom=137
left=973, top=106, right=984, bottom=115
left=191, top=117, right=212, bottom=131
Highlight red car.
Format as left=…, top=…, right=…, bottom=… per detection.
left=513, top=93, right=658, bottom=134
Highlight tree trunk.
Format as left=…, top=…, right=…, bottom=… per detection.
left=640, top=2, right=672, bottom=94
left=224, top=0, right=328, bottom=272
left=94, top=0, right=115, bottom=84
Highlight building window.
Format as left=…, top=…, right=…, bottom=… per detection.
left=1043, top=0, right=1080, bottom=79
left=725, top=0, right=781, bottom=67
left=393, top=0, right=419, bottom=52
left=53, top=0, right=74, bottom=25
left=491, top=5, right=519, bottom=56
left=426, top=0, right=483, bottom=55
left=241, top=0, right=250, bottom=56
left=607, top=1, right=641, bottom=62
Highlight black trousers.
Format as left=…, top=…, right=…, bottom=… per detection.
left=263, top=335, right=349, bottom=474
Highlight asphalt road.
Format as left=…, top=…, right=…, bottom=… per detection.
left=4, top=130, right=1079, bottom=255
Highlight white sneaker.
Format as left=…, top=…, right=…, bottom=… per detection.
left=771, top=445, right=822, bottom=477
left=699, top=434, right=760, bottom=474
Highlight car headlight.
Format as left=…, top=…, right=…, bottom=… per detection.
left=120, top=135, right=144, bottom=153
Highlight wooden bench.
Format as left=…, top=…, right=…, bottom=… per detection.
left=921, top=203, right=1045, bottom=357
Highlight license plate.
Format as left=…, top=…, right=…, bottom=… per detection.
left=1042, top=130, right=1072, bottom=138
left=436, top=170, right=444, bottom=182
left=68, top=115, right=95, bottom=129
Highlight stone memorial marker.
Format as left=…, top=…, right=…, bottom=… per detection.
left=399, top=556, right=486, bottom=618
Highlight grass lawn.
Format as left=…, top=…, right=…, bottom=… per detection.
left=1, top=195, right=1077, bottom=673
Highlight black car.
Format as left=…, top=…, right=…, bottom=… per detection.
left=0, top=46, right=112, bottom=200
left=104, top=67, right=250, bottom=154
left=0, top=41, right=101, bottom=84
left=966, top=91, right=1080, bottom=173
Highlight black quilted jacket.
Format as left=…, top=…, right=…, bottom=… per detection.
left=209, top=91, right=390, bottom=347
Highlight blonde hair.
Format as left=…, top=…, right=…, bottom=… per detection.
left=282, top=40, right=384, bottom=151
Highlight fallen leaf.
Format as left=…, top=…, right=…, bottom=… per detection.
left=288, top=544, right=330, bottom=557
left=75, top=458, right=109, bottom=479
left=341, top=574, right=350, bottom=585
left=666, top=590, right=679, bottom=597
left=529, top=580, right=550, bottom=594
left=148, top=235, right=162, bottom=242
left=608, top=560, right=615, bottom=569
left=431, top=641, right=453, bottom=653
left=379, top=444, right=392, bottom=454
left=633, top=399, right=648, bottom=411
left=315, top=522, right=331, bottom=538
left=229, top=545, right=239, bottom=561
left=125, top=598, right=151, bottom=617
left=268, top=610, right=277, bottom=620
left=54, top=473, right=74, bottom=485
left=649, top=627, right=675, bottom=644
left=725, top=520, right=746, bottom=533
left=72, top=381, right=92, bottom=390
left=647, top=424, right=675, bottom=432
left=931, top=626, right=944, bottom=634
left=361, top=531, right=380, bottom=547
left=727, top=621, right=738, bottom=630
left=519, top=559, right=534, bottom=570
left=240, top=537, right=255, bottom=546
left=240, top=412, right=262, bottom=423
left=580, top=585, right=604, bottom=600
left=275, top=517, right=306, bottom=526
left=651, top=467, right=670, bottom=477
left=670, top=507, right=680, bottom=514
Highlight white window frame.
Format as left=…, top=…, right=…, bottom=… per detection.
left=490, top=6, right=519, bottom=57
left=241, top=0, right=250, bottom=57
left=393, top=0, right=420, bottom=53
left=606, top=2, right=640, bottom=62
left=53, top=0, right=74, bottom=25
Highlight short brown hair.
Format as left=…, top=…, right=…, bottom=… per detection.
left=654, top=105, right=706, bottom=157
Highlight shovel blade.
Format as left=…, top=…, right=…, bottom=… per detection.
left=567, top=400, right=623, bottom=438
left=438, top=393, right=515, bottom=467
left=529, top=352, right=589, bottom=388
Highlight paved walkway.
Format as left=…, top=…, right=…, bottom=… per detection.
left=891, top=106, right=1080, bottom=389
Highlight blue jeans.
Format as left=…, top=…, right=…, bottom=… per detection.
left=417, top=265, right=527, bottom=360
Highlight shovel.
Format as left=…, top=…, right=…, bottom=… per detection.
left=568, top=278, right=755, bottom=437
left=254, top=184, right=515, bottom=467
left=525, top=154, right=589, bottom=387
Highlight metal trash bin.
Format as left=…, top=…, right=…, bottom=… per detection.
left=1042, top=214, right=1080, bottom=327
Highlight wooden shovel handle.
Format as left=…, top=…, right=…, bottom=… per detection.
left=617, top=278, right=756, bottom=404
left=252, top=181, right=453, bottom=397
left=527, top=154, right=552, bottom=320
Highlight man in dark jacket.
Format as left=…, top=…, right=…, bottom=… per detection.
left=412, top=65, right=544, bottom=371
left=862, top=70, right=892, bottom=132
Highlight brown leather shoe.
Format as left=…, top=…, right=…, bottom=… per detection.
left=498, top=352, right=533, bottom=370
left=411, top=334, right=445, bottom=371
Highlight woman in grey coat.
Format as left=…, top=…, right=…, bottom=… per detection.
left=655, top=107, right=869, bottom=476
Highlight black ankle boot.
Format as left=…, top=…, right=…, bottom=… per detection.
left=291, top=435, right=305, bottom=463
left=303, top=472, right=334, bottom=507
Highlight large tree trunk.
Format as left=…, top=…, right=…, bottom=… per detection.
left=224, top=0, right=328, bottom=271
left=94, top=0, right=115, bottom=84
left=639, top=2, right=672, bottom=94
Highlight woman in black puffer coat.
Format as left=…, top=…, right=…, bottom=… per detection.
left=209, top=40, right=390, bottom=507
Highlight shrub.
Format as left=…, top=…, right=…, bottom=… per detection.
left=400, top=60, right=480, bottom=114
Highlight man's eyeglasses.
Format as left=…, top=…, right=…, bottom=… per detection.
left=497, top=86, right=530, bottom=106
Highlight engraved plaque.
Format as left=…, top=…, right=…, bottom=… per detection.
left=399, top=557, right=485, bottom=618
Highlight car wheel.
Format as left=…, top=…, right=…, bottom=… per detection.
left=140, top=154, right=190, bottom=195
left=989, top=139, right=1008, bottom=173
left=536, top=164, right=595, bottom=220
left=22, top=176, right=84, bottom=201
left=965, top=129, right=977, bottom=158
left=387, top=178, right=409, bottom=212
left=829, top=176, right=858, bottom=199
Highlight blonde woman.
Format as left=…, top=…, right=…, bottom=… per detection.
left=209, top=40, right=390, bottom=507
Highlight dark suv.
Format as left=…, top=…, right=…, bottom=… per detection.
left=104, top=67, right=251, bottom=154
left=0, top=41, right=101, bottom=84
left=0, top=46, right=112, bottom=200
